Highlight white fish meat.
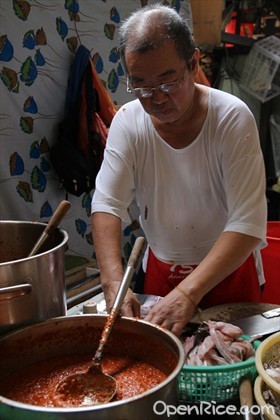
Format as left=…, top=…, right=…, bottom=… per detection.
left=183, top=320, right=255, bottom=366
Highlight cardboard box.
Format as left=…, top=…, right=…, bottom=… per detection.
left=190, top=0, right=223, bottom=46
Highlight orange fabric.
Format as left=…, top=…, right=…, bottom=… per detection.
left=93, top=112, right=109, bottom=149
left=144, top=248, right=261, bottom=308
left=89, top=59, right=117, bottom=126
left=77, top=60, right=117, bottom=160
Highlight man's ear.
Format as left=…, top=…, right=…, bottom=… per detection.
left=190, top=48, right=200, bottom=76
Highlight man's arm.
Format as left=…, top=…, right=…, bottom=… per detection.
left=92, top=211, right=140, bottom=317
left=145, top=231, right=261, bottom=336
left=180, top=231, right=261, bottom=302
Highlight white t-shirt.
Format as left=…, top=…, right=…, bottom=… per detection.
left=92, top=87, right=267, bottom=274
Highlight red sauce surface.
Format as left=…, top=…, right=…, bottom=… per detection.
left=0, top=354, right=166, bottom=407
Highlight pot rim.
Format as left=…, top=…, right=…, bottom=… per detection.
left=0, top=315, right=185, bottom=413
left=0, top=220, right=68, bottom=266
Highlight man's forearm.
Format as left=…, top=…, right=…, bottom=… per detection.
left=92, top=212, right=124, bottom=285
left=180, top=231, right=262, bottom=305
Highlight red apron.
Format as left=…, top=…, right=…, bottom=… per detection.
left=143, top=248, right=261, bottom=308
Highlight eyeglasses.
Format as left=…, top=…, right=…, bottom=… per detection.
left=127, top=65, right=187, bottom=99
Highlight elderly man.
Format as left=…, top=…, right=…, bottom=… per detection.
left=91, top=4, right=267, bottom=336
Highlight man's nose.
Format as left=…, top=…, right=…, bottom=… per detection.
left=151, top=88, right=168, bottom=103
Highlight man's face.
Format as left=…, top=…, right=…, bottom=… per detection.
left=125, top=40, right=197, bottom=124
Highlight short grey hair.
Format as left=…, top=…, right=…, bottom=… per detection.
left=119, top=3, right=195, bottom=74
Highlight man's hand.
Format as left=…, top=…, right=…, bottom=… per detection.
left=102, top=280, right=141, bottom=318
left=144, top=287, right=196, bottom=337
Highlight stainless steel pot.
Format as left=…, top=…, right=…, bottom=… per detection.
left=0, top=221, right=68, bottom=334
left=0, top=315, right=185, bottom=420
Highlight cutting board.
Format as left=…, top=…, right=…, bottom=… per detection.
left=192, top=302, right=279, bottom=323
left=192, top=302, right=280, bottom=337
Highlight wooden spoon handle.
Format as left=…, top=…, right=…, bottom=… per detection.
left=93, top=236, right=146, bottom=365
left=44, top=200, right=71, bottom=236
left=239, top=377, right=254, bottom=420
left=28, top=200, right=71, bottom=257
left=127, top=236, right=146, bottom=269
left=112, top=236, right=146, bottom=312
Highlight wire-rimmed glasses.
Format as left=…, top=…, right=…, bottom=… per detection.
left=127, top=65, right=187, bottom=99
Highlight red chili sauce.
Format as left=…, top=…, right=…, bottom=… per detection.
left=0, top=353, right=167, bottom=407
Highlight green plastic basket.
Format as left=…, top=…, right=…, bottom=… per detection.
left=178, top=337, right=261, bottom=403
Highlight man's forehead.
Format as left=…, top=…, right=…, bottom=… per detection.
left=128, top=68, right=178, bottom=84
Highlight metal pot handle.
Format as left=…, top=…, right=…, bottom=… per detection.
left=0, top=282, right=32, bottom=300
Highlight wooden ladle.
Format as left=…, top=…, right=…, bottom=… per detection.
left=28, top=200, right=71, bottom=257
left=55, top=236, right=146, bottom=407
